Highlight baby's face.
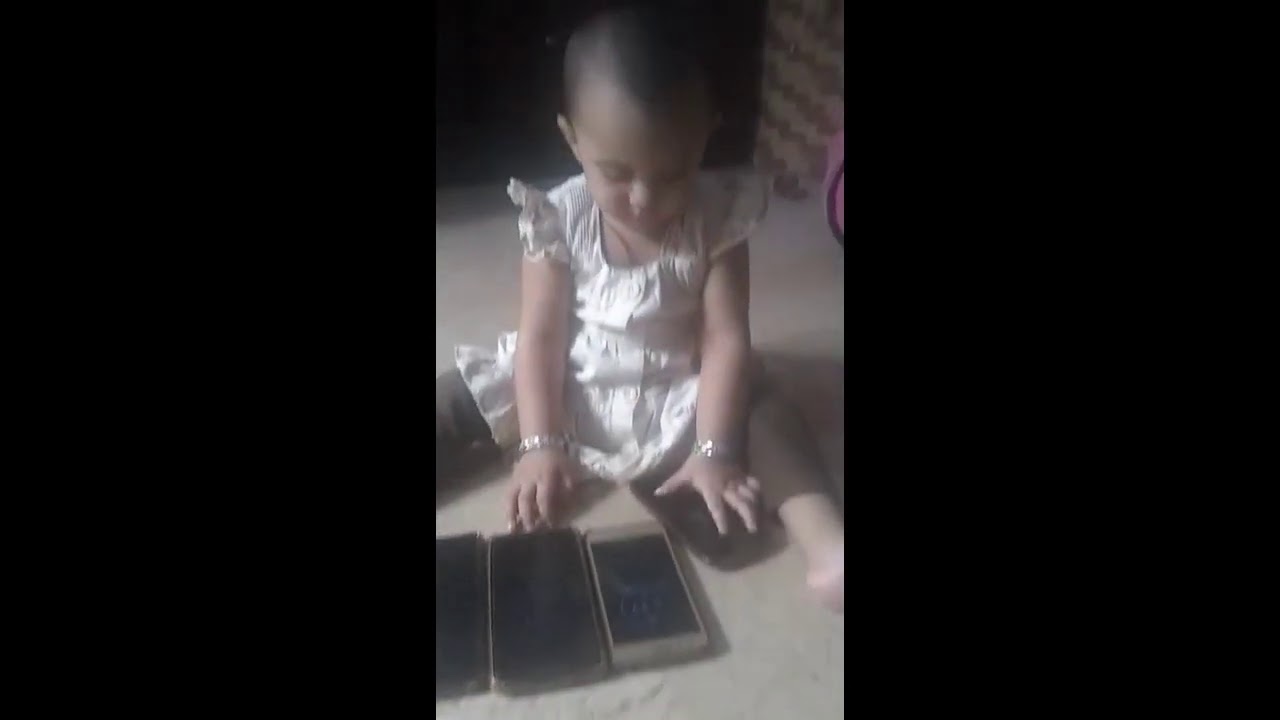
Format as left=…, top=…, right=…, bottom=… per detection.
left=560, top=80, right=713, bottom=239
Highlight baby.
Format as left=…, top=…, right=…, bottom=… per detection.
left=436, top=6, right=844, bottom=612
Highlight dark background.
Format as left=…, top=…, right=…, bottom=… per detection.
left=436, top=0, right=767, bottom=185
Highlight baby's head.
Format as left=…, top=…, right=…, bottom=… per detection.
left=558, top=5, right=717, bottom=238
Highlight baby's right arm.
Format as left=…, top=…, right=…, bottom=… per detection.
left=513, top=256, right=571, bottom=437
left=507, top=256, right=576, bottom=532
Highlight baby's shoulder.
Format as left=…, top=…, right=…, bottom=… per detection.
left=691, top=171, right=768, bottom=218
left=507, top=175, right=594, bottom=264
left=545, top=174, right=593, bottom=227
left=544, top=175, right=596, bottom=255
left=684, top=171, right=770, bottom=257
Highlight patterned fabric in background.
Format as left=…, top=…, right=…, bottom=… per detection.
left=753, top=0, right=844, bottom=200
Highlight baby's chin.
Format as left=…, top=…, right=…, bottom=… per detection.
left=608, top=210, right=681, bottom=239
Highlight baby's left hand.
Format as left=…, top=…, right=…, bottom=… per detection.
left=655, top=455, right=761, bottom=535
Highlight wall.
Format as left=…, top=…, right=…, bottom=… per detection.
left=754, top=0, right=844, bottom=199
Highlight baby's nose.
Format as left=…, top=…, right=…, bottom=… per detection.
left=629, top=183, right=653, bottom=210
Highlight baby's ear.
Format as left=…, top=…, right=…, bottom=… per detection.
left=557, top=114, right=579, bottom=157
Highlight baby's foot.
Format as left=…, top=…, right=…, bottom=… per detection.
left=805, top=543, right=844, bottom=613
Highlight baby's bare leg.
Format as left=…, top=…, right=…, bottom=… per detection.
left=747, top=386, right=845, bottom=612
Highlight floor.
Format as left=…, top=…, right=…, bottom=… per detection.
left=436, top=176, right=845, bottom=720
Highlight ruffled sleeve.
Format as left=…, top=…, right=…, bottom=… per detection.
left=507, top=178, right=571, bottom=264
left=705, top=173, right=770, bottom=260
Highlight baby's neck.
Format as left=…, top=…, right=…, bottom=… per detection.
left=601, top=214, right=668, bottom=267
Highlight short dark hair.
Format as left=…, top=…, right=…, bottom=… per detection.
left=562, top=4, right=711, bottom=120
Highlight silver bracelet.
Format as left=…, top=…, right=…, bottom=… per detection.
left=516, top=434, right=572, bottom=459
left=691, top=439, right=737, bottom=464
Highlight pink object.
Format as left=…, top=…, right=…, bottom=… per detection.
left=824, top=129, right=844, bottom=243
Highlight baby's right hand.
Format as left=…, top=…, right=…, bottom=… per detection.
left=506, top=448, right=578, bottom=532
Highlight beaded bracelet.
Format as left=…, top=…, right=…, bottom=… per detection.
left=691, top=439, right=737, bottom=464
left=515, top=434, right=572, bottom=459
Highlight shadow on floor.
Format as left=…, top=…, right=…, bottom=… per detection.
left=629, top=468, right=789, bottom=572
left=562, top=478, right=618, bottom=525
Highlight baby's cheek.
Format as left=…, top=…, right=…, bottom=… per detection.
left=661, top=178, right=696, bottom=208
left=599, top=192, right=634, bottom=219
left=658, top=192, right=689, bottom=219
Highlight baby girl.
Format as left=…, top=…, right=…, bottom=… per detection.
left=436, top=6, right=844, bottom=612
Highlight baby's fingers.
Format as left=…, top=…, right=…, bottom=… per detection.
left=654, top=471, right=690, bottom=497
left=724, top=488, right=758, bottom=533
left=733, top=482, right=759, bottom=506
left=504, top=484, right=521, bottom=532
left=535, top=479, right=557, bottom=528
left=698, top=487, right=731, bottom=536
left=560, top=465, right=580, bottom=493
left=517, top=483, right=540, bottom=532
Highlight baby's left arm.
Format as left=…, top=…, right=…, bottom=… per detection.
left=656, top=242, right=760, bottom=533
left=696, top=242, right=753, bottom=446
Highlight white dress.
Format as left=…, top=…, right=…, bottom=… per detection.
left=455, top=173, right=767, bottom=483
